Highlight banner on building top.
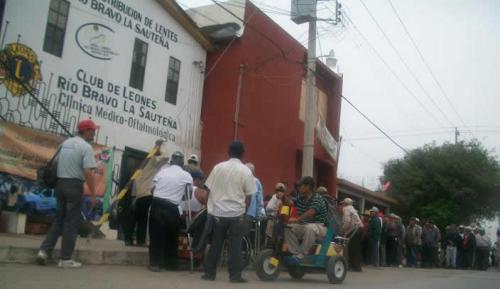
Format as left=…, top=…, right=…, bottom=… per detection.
left=316, top=119, right=340, bottom=162
left=0, top=121, right=109, bottom=196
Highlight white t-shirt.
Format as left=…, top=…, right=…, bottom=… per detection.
left=266, top=194, right=282, bottom=216
left=152, top=165, right=193, bottom=205
left=180, top=186, right=204, bottom=213
left=205, top=158, right=257, bottom=217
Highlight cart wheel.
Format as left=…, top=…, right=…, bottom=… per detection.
left=288, top=265, right=305, bottom=280
left=255, top=249, right=280, bottom=281
left=326, top=255, right=347, bottom=284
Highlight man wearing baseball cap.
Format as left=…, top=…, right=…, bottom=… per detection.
left=149, top=151, right=193, bottom=272
left=36, top=119, right=99, bottom=268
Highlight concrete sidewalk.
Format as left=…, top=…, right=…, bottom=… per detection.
left=0, top=233, right=149, bottom=265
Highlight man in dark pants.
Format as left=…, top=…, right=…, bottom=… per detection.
left=36, top=119, right=98, bottom=268
left=461, top=226, right=476, bottom=269
left=133, top=195, right=152, bottom=245
left=120, top=186, right=152, bottom=246
left=421, top=220, right=441, bottom=268
left=341, top=197, right=364, bottom=272
left=385, top=214, right=402, bottom=266
left=406, top=217, right=422, bottom=267
left=202, top=141, right=257, bottom=283
left=148, top=152, right=193, bottom=271
left=125, top=149, right=169, bottom=246
left=367, top=207, right=382, bottom=266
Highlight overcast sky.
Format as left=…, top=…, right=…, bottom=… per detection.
left=179, top=0, right=500, bottom=190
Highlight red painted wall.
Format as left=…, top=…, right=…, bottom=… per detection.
left=200, top=1, right=342, bottom=197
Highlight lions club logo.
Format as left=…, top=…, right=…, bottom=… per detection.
left=0, top=43, right=42, bottom=96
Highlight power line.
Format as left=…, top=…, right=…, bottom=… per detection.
left=358, top=0, right=455, bottom=127
left=386, top=0, right=469, bottom=129
left=341, top=94, right=409, bottom=154
left=323, top=4, right=421, bottom=130
left=344, top=129, right=500, bottom=142
left=341, top=11, right=445, bottom=127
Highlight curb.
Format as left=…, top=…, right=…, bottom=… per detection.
left=0, top=246, right=149, bottom=265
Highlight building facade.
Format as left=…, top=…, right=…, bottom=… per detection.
left=191, top=1, right=342, bottom=196
left=0, top=0, right=211, bottom=187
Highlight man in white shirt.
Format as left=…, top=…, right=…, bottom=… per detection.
left=202, top=141, right=256, bottom=283
left=148, top=151, right=193, bottom=272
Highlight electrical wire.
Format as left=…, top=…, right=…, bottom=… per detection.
left=341, top=11, right=445, bottom=127
left=386, top=0, right=469, bottom=129
left=358, top=0, right=456, bottom=127
left=341, top=94, right=409, bottom=154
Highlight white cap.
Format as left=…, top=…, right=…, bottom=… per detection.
left=188, top=154, right=199, bottom=163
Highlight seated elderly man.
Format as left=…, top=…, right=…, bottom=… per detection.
left=284, top=176, right=329, bottom=260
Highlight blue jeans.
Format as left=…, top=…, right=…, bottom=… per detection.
left=407, top=246, right=419, bottom=267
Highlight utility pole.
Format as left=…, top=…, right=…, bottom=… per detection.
left=292, top=0, right=341, bottom=177
left=301, top=2, right=317, bottom=177
left=455, top=127, right=459, bottom=144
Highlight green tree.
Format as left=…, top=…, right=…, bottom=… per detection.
left=382, top=140, right=500, bottom=229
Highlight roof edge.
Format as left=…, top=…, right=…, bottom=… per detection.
left=337, top=178, right=398, bottom=205
left=156, top=0, right=214, bottom=51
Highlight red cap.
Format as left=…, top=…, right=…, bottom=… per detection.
left=77, top=119, right=99, bottom=132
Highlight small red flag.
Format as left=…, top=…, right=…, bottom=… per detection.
left=382, top=181, right=391, bottom=192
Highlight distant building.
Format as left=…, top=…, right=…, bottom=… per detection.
left=337, top=178, right=398, bottom=215
left=189, top=1, right=342, bottom=195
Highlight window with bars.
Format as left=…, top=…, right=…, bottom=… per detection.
left=165, top=57, right=181, bottom=105
left=43, top=0, right=70, bottom=57
left=129, top=38, right=148, bottom=90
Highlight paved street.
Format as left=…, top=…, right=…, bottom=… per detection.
left=0, top=264, right=499, bottom=289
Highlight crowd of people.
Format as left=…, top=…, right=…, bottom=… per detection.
left=360, top=210, right=499, bottom=271
left=32, top=120, right=499, bottom=279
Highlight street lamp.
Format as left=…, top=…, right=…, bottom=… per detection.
left=319, top=49, right=338, bottom=68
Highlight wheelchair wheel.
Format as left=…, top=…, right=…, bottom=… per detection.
left=326, top=255, right=347, bottom=284
left=288, top=265, right=305, bottom=280
left=255, top=249, right=280, bottom=281
left=205, top=235, right=252, bottom=269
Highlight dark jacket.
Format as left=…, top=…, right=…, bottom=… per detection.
left=422, top=225, right=441, bottom=248
left=444, top=231, right=461, bottom=247
left=367, top=216, right=382, bottom=242
left=462, top=232, right=476, bottom=252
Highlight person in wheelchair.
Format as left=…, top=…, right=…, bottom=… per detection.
left=179, top=170, right=208, bottom=217
left=265, top=182, right=286, bottom=240
left=284, top=176, right=329, bottom=261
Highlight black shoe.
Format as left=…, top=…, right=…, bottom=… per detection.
left=230, top=277, right=248, bottom=283
left=201, top=274, right=216, bottom=281
left=148, top=265, right=162, bottom=272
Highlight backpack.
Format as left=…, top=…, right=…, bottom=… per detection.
left=36, top=147, right=61, bottom=188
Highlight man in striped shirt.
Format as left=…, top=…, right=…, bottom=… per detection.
left=284, top=176, right=328, bottom=259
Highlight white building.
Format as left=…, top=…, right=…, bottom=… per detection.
left=0, top=0, right=212, bottom=186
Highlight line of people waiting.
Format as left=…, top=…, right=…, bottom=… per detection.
left=361, top=209, right=498, bottom=271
